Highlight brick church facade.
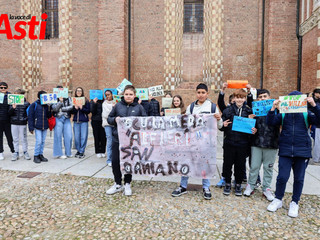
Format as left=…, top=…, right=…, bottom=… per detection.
left=1, top=0, right=320, bottom=105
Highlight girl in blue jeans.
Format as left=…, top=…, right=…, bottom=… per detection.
left=72, top=87, right=90, bottom=158
left=102, top=90, right=114, bottom=166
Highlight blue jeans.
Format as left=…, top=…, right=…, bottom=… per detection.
left=73, top=122, right=88, bottom=154
left=34, top=129, right=47, bottom=156
left=53, top=116, right=72, bottom=157
left=104, top=126, right=113, bottom=164
left=275, top=156, right=309, bottom=204
left=180, top=176, right=210, bottom=189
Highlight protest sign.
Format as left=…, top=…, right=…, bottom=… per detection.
left=0, top=93, right=4, bottom=104
left=252, top=99, right=275, bottom=117
left=117, top=115, right=217, bottom=178
left=113, top=95, right=123, bottom=104
left=136, top=88, right=149, bottom=100
left=279, top=94, right=307, bottom=113
left=53, top=88, right=69, bottom=98
left=232, top=116, right=256, bottom=134
left=89, top=90, right=103, bottom=100
left=103, top=88, right=118, bottom=97
left=72, top=97, right=85, bottom=106
left=116, top=79, right=132, bottom=94
left=165, top=108, right=181, bottom=116
left=40, top=93, right=58, bottom=105
left=227, top=80, right=248, bottom=89
left=148, top=85, right=164, bottom=97
left=7, top=94, right=24, bottom=105
left=162, top=97, right=172, bottom=108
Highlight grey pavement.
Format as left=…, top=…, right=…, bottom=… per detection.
left=1, top=126, right=320, bottom=196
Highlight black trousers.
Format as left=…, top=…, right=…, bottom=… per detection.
left=222, top=144, right=247, bottom=184
left=0, top=121, right=14, bottom=153
left=112, top=141, right=132, bottom=185
left=91, top=120, right=106, bottom=154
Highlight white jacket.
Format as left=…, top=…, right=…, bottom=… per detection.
left=102, top=100, right=114, bottom=127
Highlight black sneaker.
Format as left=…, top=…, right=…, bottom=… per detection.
left=171, top=186, right=187, bottom=197
left=34, top=155, right=41, bottom=164
left=203, top=188, right=212, bottom=200
left=79, top=153, right=85, bottom=159
left=223, top=183, right=231, bottom=195
left=39, top=154, right=48, bottom=162
left=75, top=151, right=80, bottom=158
left=235, top=184, right=243, bottom=196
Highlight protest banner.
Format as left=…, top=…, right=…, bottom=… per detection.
left=232, top=116, right=256, bottom=134
left=72, top=97, right=85, bottom=106
left=252, top=99, right=275, bottom=117
left=0, top=93, right=4, bottom=104
left=113, top=95, right=123, bottom=104
left=279, top=94, right=307, bottom=113
left=162, top=97, right=172, bottom=108
left=148, top=85, right=164, bottom=97
left=103, top=88, right=118, bottom=97
left=53, top=88, right=69, bottom=98
left=89, top=90, right=103, bottom=100
left=227, top=80, right=248, bottom=89
left=117, top=115, right=217, bottom=178
left=116, top=79, right=132, bottom=94
left=165, top=108, right=181, bottom=116
left=7, top=94, right=24, bottom=105
left=136, top=88, right=149, bottom=100
left=40, top=93, right=58, bottom=105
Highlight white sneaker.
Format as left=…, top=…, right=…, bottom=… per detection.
left=0, top=152, right=4, bottom=160
left=288, top=201, right=299, bottom=218
left=101, top=153, right=106, bottom=158
left=267, top=198, right=282, bottom=212
left=11, top=152, right=19, bottom=161
left=106, top=184, right=123, bottom=195
left=24, top=152, right=31, bottom=160
left=67, top=155, right=73, bottom=158
left=243, top=184, right=254, bottom=197
left=59, top=155, right=67, bottom=159
left=263, top=188, right=275, bottom=201
left=107, top=162, right=112, bottom=167
left=96, top=153, right=102, bottom=158
left=124, top=183, right=132, bottom=196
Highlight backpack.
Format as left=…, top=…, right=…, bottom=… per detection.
left=26, top=102, right=37, bottom=117
left=281, top=112, right=308, bottom=129
left=190, top=100, right=216, bottom=114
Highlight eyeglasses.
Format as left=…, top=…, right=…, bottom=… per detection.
left=0, top=87, right=7, bottom=89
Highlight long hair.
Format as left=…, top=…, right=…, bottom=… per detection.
left=74, top=87, right=84, bottom=97
left=171, top=95, right=186, bottom=114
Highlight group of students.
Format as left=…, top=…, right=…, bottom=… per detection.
left=1, top=81, right=320, bottom=218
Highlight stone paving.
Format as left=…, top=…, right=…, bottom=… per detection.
left=0, top=129, right=320, bottom=239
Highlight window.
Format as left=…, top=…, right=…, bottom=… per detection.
left=183, top=0, right=204, bottom=33
left=42, top=0, right=59, bottom=39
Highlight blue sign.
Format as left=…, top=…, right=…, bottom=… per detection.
left=40, top=93, right=58, bottom=105
left=103, top=88, right=118, bottom=98
left=232, top=116, right=256, bottom=134
left=252, top=99, right=275, bottom=117
left=116, top=79, right=132, bottom=94
left=89, top=90, right=103, bottom=100
left=0, top=93, right=4, bottom=104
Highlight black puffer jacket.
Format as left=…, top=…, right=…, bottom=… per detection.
left=220, top=103, right=253, bottom=147
left=107, top=97, right=147, bottom=142
left=252, top=116, right=279, bottom=149
left=149, top=99, right=160, bottom=116
left=90, top=100, right=104, bottom=121
left=8, top=99, right=30, bottom=125
left=0, top=92, right=10, bottom=122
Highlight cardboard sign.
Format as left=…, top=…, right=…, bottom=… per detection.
left=227, top=80, right=248, bottom=89
left=72, top=97, right=85, bottom=106
left=252, top=99, right=275, bottom=117
left=118, top=115, right=217, bottom=178
left=103, top=88, right=118, bottom=97
left=232, top=116, right=256, bottom=134
left=89, top=90, right=103, bottom=100
left=165, top=108, right=181, bottom=116
left=0, top=93, right=4, bottom=104
left=40, top=93, right=58, bottom=105
left=53, top=88, right=69, bottom=98
left=136, top=88, right=149, bottom=100
left=162, top=97, right=172, bottom=108
left=116, top=79, right=132, bottom=94
left=279, top=95, right=307, bottom=113
left=148, top=85, right=164, bottom=97
left=113, top=95, right=123, bottom=104
left=7, top=94, right=24, bottom=105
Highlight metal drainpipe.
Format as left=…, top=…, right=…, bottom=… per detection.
left=296, top=0, right=302, bottom=91
left=128, top=0, right=131, bottom=81
left=260, top=0, right=265, bottom=89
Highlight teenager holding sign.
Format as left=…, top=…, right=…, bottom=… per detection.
left=171, top=95, right=186, bottom=114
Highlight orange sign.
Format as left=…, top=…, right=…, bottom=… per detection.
left=227, top=80, right=248, bottom=89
